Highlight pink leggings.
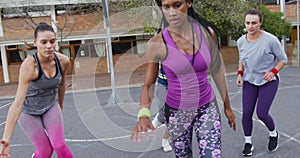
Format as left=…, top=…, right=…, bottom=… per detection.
left=18, top=105, right=73, bottom=158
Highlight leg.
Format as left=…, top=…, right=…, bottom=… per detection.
left=165, top=104, right=194, bottom=158
left=161, top=104, right=172, bottom=152
left=256, top=78, right=279, bottom=131
left=257, top=78, right=280, bottom=152
left=194, top=100, right=221, bottom=158
left=18, top=113, right=53, bottom=158
left=42, top=105, right=73, bottom=158
left=163, top=129, right=169, bottom=139
left=157, top=105, right=165, bottom=124
left=162, top=129, right=173, bottom=152
left=242, top=82, right=259, bottom=137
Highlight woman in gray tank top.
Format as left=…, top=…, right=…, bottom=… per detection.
left=0, top=22, right=73, bottom=158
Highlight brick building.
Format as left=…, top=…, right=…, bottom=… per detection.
left=0, top=0, right=299, bottom=84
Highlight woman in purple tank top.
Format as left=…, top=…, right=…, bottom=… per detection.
left=0, top=22, right=73, bottom=158
left=131, top=0, right=236, bottom=157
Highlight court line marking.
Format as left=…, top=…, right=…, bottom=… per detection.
left=0, top=121, right=6, bottom=127
left=6, top=81, right=300, bottom=147
left=0, top=102, right=12, bottom=109
left=227, top=86, right=300, bottom=146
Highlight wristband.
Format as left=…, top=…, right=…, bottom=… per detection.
left=270, top=68, right=278, bottom=75
left=137, top=108, right=150, bottom=120
left=237, top=70, right=243, bottom=77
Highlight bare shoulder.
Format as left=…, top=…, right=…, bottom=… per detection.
left=55, top=52, right=69, bottom=64
left=55, top=52, right=69, bottom=71
left=19, top=56, right=38, bottom=81
left=145, top=33, right=166, bottom=60
left=207, top=27, right=218, bottom=43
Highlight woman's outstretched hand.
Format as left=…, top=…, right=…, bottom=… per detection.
left=131, top=117, right=156, bottom=142
left=0, top=140, right=10, bottom=158
left=224, top=108, right=236, bottom=132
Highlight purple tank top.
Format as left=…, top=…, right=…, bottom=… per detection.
left=162, top=23, right=215, bottom=110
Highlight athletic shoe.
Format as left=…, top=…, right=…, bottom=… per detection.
left=242, top=143, right=254, bottom=156
left=268, top=131, right=279, bottom=152
left=162, top=139, right=172, bottom=152
left=152, top=113, right=162, bottom=128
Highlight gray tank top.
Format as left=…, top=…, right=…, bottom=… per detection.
left=22, top=52, right=63, bottom=115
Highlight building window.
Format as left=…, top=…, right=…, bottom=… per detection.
left=112, top=36, right=137, bottom=54
left=9, top=50, right=24, bottom=63
left=262, top=0, right=296, bottom=4
left=2, top=6, right=51, bottom=18
left=6, top=45, right=34, bottom=65
left=262, top=0, right=277, bottom=4
left=77, top=45, right=89, bottom=57
left=220, top=35, right=228, bottom=46
left=56, top=3, right=102, bottom=15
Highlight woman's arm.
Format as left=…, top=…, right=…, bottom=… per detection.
left=236, top=62, right=244, bottom=87
left=131, top=35, right=166, bottom=142
left=56, top=53, right=70, bottom=110
left=1, top=57, right=37, bottom=148
left=207, top=27, right=236, bottom=132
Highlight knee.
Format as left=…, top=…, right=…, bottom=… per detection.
left=36, top=147, right=53, bottom=158
left=257, top=112, right=267, bottom=121
left=242, top=112, right=252, bottom=120
left=52, top=143, right=68, bottom=153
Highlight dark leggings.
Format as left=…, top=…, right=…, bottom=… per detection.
left=242, top=76, right=279, bottom=136
left=164, top=99, right=221, bottom=158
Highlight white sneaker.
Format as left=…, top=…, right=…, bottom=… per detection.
left=152, top=113, right=161, bottom=128
left=162, top=139, right=172, bottom=152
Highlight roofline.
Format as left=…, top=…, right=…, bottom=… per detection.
left=0, top=0, right=127, bottom=8
left=291, top=21, right=300, bottom=26
left=0, top=32, right=154, bottom=46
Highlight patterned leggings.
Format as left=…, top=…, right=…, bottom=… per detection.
left=164, top=99, right=221, bottom=158
left=18, top=104, right=73, bottom=158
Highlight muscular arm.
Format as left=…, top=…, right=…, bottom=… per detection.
left=139, top=37, right=165, bottom=110
left=131, top=34, right=166, bottom=141
left=56, top=53, right=70, bottom=110
left=207, top=27, right=229, bottom=105
left=2, top=58, right=37, bottom=142
left=207, top=27, right=236, bottom=131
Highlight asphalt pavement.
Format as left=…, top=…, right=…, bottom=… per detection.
left=0, top=66, right=299, bottom=158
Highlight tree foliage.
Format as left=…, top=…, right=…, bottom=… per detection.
left=192, top=0, right=292, bottom=40
left=256, top=5, right=292, bottom=39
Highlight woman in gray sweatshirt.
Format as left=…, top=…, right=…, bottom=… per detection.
left=236, top=9, right=288, bottom=157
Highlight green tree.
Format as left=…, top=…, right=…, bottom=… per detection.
left=256, top=5, right=292, bottom=39
left=193, top=0, right=291, bottom=40
left=88, top=0, right=292, bottom=40
left=194, top=0, right=251, bottom=39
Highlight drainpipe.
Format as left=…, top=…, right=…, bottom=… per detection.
left=50, top=5, right=59, bottom=50
left=1, top=45, right=10, bottom=83
left=297, top=0, right=300, bottom=67
left=280, top=0, right=287, bottom=52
